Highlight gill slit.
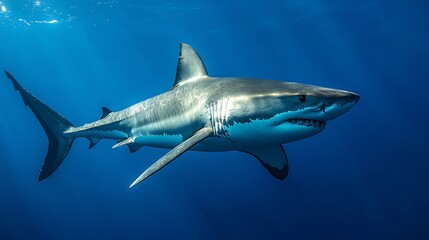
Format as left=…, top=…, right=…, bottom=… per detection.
left=209, top=98, right=230, bottom=137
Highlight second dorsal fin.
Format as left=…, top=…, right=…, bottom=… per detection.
left=172, top=43, right=208, bottom=89
left=100, top=107, right=112, bottom=119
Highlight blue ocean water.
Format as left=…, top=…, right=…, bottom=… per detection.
left=1, top=0, right=428, bottom=239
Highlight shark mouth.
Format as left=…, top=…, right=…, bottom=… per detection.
left=287, top=118, right=326, bottom=128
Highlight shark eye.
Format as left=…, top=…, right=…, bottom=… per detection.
left=299, top=95, right=307, bottom=103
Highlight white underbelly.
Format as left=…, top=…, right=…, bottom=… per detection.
left=133, top=133, right=240, bottom=152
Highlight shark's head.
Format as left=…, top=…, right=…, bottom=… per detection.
left=223, top=79, right=360, bottom=145
left=276, top=82, right=359, bottom=138
left=278, top=81, right=360, bottom=121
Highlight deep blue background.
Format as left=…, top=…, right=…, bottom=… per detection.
left=1, top=0, right=428, bottom=239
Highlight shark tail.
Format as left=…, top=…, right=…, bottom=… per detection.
left=5, top=71, right=75, bottom=181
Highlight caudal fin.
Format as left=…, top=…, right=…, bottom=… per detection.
left=5, top=71, right=75, bottom=181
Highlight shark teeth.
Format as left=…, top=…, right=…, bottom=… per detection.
left=287, top=118, right=326, bottom=128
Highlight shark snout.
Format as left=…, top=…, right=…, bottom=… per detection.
left=344, top=92, right=360, bottom=109
left=346, top=92, right=360, bottom=104
left=322, top=91, right=359, bottom=120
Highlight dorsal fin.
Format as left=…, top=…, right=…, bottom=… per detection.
left=172, top=43, right=208, bottom=89
left=100, top=107, right=112, bottom=119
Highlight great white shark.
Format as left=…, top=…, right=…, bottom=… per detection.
left=5, top=43, right=359, bottom=188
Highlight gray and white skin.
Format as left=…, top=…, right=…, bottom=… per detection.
left=5, top=43, right=359, bottom=188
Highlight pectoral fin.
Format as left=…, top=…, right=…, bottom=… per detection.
left=242, top=145, right=289, bottom=180
left=129, top=127, right=213, bottom=188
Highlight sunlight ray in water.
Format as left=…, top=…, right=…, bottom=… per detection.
left=0, top=1, right=6, bottom=13
left=34, top=19, right=59, bottom=24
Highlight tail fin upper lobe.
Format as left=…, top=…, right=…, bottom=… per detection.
left=5, top=71, right=75, bottom=181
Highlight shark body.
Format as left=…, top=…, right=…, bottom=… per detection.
left=6, top=43, right=359, bottom=188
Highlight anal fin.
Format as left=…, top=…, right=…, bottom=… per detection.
left=127, top=142, right=143, bottom=153
left=242, top=145, right=289, bottom=180
left=87, top=137, right=101, bottom=149
left=129, top=127, right=213, bottom=188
